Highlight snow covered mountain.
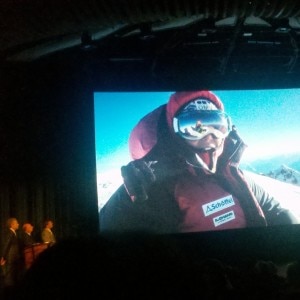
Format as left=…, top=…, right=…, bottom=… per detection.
left=97, top=169, right=123, bottom=210
left=264, top=164, right=300, bottom=186
left=241, top=160, right=300, bottom=220
left=240, top=153, right=300, bottom=177
left=243, top=170, right=300, bottom=220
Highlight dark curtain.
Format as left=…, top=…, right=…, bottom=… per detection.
left=0, top=62, right=100, bottom=243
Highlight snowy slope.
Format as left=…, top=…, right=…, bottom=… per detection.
left=243, top=170, right=300, bottom=220
left=265, top=164, right=300, bottom=186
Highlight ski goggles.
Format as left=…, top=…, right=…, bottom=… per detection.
left=173, top=110, right=231, bottom=140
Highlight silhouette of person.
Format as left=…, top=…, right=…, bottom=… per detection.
left=284, top=261, right=300, bottom=299
left=0, top=218, right=23, bottom=289
left=192, top=120, right=205, bottom=133
left=9, top=233, right=215, bottom=300
left=19, top=223, right=36, bottom=248
left=41, top=220, right=56, bottom=245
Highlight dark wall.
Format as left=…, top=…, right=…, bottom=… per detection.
left=0, top=58, right=99, bottom=240
left=1, top=48, right=300, bottom=261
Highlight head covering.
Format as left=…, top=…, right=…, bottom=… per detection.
left=166, top=90, right=224, bottom=131
left=166, top=91, right=228, bottom=173
left=128, top=91, right=224, bottom=160
left=129, top=105, right=164, bottom=160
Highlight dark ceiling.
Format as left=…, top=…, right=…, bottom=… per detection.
left=1, top=0, right=300, bottom=88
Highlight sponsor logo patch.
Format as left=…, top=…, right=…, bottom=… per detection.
left=213, top=210, right=235, bottom=227
left=202, top=195, right=235, bottom=216
left=182, top=98, right=218, bottom=111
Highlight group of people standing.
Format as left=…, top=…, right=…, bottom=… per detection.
left=0, top=217, right=56, bottom=293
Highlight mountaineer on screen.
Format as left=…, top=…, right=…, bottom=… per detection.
left=100, top=90, right=299, bottom=233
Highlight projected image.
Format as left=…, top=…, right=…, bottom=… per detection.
left=94, top=89, right=300, bottom=233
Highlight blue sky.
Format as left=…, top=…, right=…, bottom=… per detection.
left=94, top=89, right=300, bottom=177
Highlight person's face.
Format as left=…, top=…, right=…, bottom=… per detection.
left=11, top=219, right=19, bottom=230
left=183, top=134, right=225, bottom=173
left=184, top=133, right=225, bottom=152
left=173, top=100, right=230, bottom=172
left=24, top=224, right=33, bottom=233
left=48, top=221, right=53, bottom=229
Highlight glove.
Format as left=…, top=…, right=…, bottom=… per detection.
left=121, top=159, right=157, bottom=203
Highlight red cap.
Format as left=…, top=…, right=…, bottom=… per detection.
left=129, top=91, right=224, bottom=160
left=166, top=90, right=224, bottom=129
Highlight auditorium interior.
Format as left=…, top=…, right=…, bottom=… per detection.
left=1, top=0, right=300, bottom=277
